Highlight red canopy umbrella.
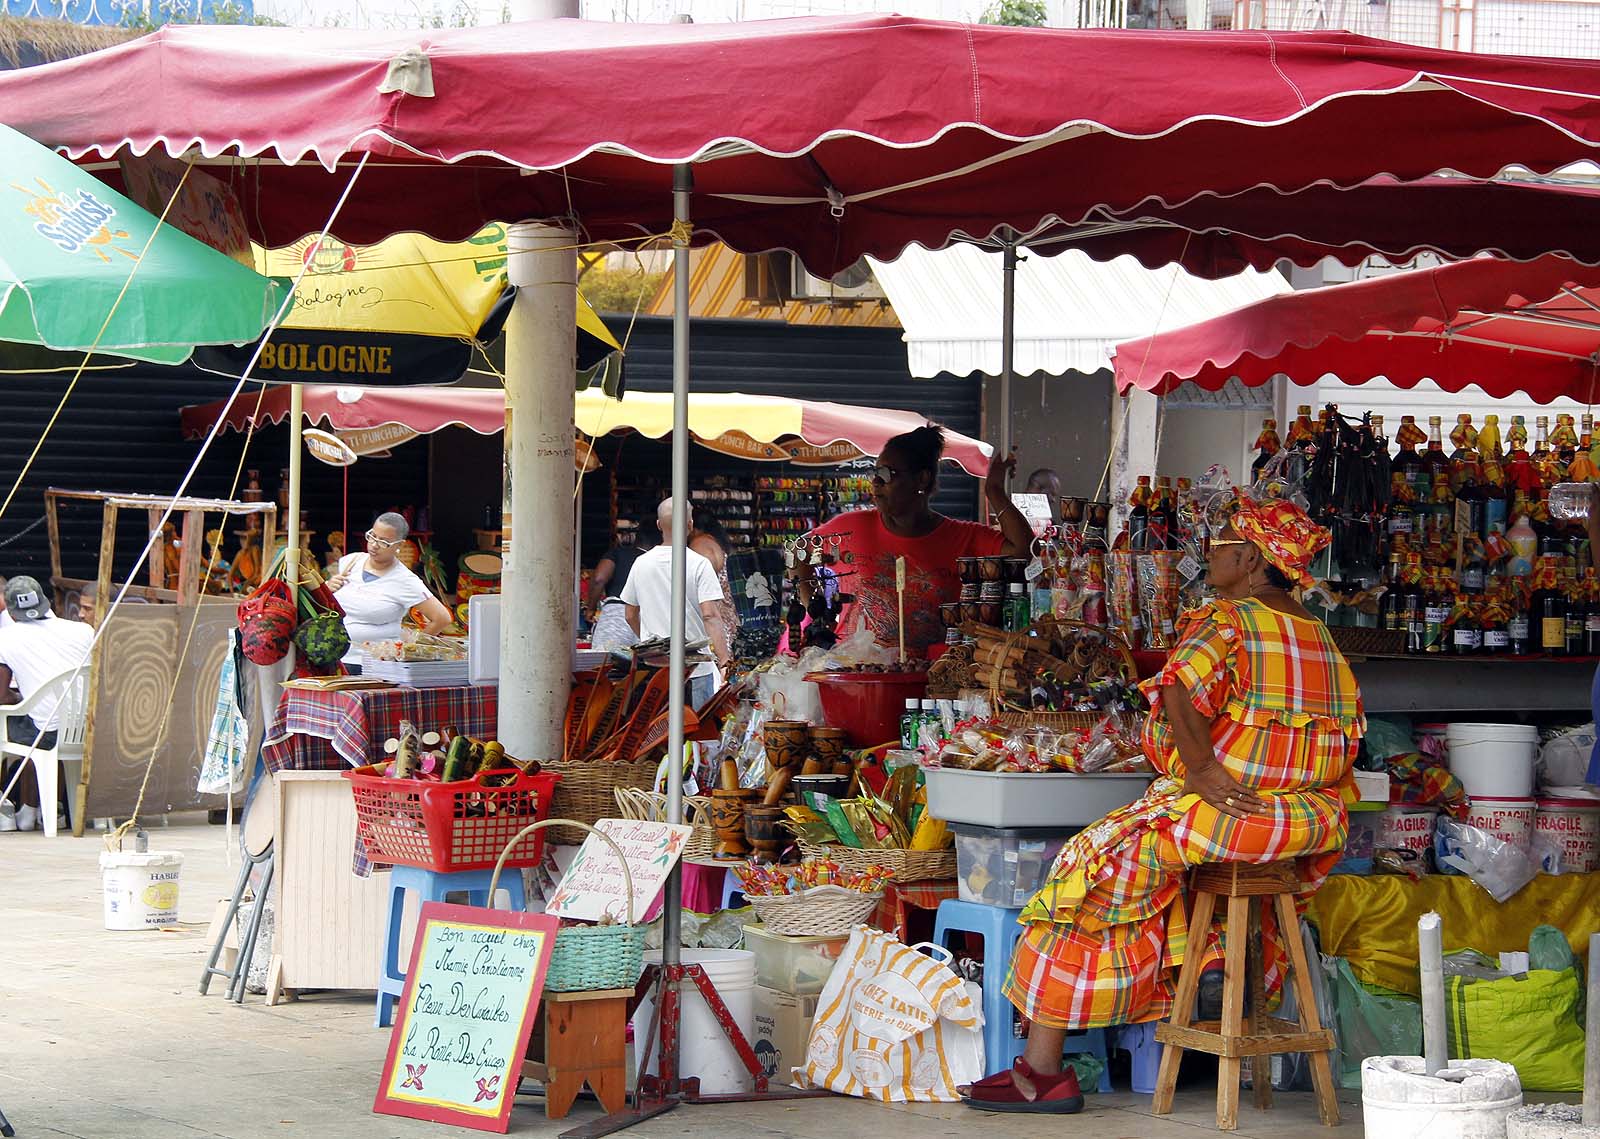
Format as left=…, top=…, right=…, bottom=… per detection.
left=1112, top=255, right=1600, bottom=403
left=1045, top=177, right=1600, bottom=279
left=9, top=20, right=1600, bottom=272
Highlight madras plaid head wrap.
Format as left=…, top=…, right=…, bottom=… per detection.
left=1229, top=496, right=1330, bottom=589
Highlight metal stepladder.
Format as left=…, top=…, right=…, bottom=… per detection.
left=199, top=787, right=275, bottom=1003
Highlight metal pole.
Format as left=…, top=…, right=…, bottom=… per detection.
left=1418, top=912, right=1447, bottom=1077
left=662, top=164, right=692, bottom=974
left=1000, top=241, right=1017, bottom=463
left=1584, top=931, right=1600, bottom=1124
left=286, top=384, right=303, bottom=587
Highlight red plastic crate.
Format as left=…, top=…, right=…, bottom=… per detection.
left=344, top=767, right=562, bottom=872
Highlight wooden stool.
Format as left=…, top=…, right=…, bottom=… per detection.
left=522, top=988, right=631, bottom=1120
left=1152, top=860, right=1339, bottom=1132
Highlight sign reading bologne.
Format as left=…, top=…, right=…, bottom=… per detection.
left=260, top=341, right=394, bottom=376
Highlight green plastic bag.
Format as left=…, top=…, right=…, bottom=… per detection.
left=1446, top=967, right=1585, bottom=1091
left=1326, top=957, right=1421, bottom=1090
left=1064, top=1052, right=1105, bottom=1094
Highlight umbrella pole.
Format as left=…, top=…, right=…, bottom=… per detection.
left=286, top=384, right=303, bottom=586
left=663, top=163, right=692, bottom=971
left=1000, top=241, right=1017, bottom=464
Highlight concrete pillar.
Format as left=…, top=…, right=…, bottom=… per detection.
left=499, top=222, right=577, bottom=760
left=1109, top=387, right=1159, bottom=530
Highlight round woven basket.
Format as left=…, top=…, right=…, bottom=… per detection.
left=612, top=787, right=717, bottom=862
left=797, top=840, right=955, bottom=883
left=488, top=818, right=645, bottom=993
left=541, top=759, right=658, bottom=846
left=987, top=616, right=1144, bottom=737
left=745, top=885, right=883, bottom=937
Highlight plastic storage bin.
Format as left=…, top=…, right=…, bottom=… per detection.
left=924, top=767, right=1152, bottom=828
left=742, top=923, right=849, bottom=995
left=952, top=822, right=1077, bottom=907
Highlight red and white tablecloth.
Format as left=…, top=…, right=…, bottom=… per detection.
left=263, top=684, right=499, bottom=773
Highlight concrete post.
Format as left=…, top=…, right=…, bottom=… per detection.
left=1108, top=387, right=1159, bottom=530
left=499, top=221, right=578, bottom=760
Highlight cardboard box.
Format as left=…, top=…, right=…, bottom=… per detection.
left=751, top=985, right=820, bottom=1086
left=1354, top=769, right=1389, bottom=802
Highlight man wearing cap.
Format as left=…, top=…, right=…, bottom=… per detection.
left=0, top=576, right=92, bottom=832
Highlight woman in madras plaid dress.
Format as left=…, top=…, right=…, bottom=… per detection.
left=966, top=497, right=1363, bottom=1113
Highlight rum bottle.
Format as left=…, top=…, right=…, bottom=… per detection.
left=1533, top=554, right=1568, bottom=655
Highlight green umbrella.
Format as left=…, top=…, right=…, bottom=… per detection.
left=0, top=123, right=288, bottom=365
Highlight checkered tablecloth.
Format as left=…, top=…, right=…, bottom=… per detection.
left=262, top=685, right=500, bottom=773
left=263, top=684, right=500, bottom=875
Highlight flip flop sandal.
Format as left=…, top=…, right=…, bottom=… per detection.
left=963, top=1058, right=1085, bottom=1114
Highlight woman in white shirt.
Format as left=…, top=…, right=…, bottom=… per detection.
left=326, top=512, right=453, bottom=666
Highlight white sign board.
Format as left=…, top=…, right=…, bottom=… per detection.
left=1012, top=492, right=1055, bottom=537
left=544, top=818, right=692, bottom=924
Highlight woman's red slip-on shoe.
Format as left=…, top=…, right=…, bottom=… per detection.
left=963, top=1057, right=1085, bottom=1114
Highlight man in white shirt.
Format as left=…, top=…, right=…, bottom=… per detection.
left=0, top=576, right=93, bottom=831
left=621, top=499, right=732, bottom=710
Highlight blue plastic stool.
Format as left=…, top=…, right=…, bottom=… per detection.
left=930, top=898, right=1110, bottom=1091
left=375, top=864, right=527, bottom=1028
left=1114, top=1021, right=1164, bottom=1094
left=720, top=872, right=745, bottom=912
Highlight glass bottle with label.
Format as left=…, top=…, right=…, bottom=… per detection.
left=1388, top=473, right=1416, bottom=541
left=1533, top=554, right=1568, bottom=656
left=1508, top=580, right=1532, bottom=655
left=1402, top=554, right=1427, bottom=655
left=1423, top=568, right=1449, bottom=655
left=1251, top=418, right=1281, bottom=478
left=1506, top=496, right=1538, bottom=577
left=1447, top=590, right=1481, bottom=656
left=1481, top=591, right=1510, bottom=655
left=1564, top=566, right=1587, bottom=656
left=1127, top=475, right=1153, bottom=551
left=1584, top=567, right=1600, bottom=656
left=1393, top=416, right=1427, bottom=502
left=1379, top=552, right=1405, bottom=633
left=1422, top=416, right=1451, bottom=492
left=1458, top=535, right=1487, bottom=595
left=1481, top=456, right=1510, bottom=540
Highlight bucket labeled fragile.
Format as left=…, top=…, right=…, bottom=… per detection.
left=99, top=850, right=183, bottom=931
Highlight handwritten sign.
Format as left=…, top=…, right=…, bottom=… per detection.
left=374, top=903, right=558, bottom=1133
left=1012, top=492, right=1056, bottom=537
left=544, top=818, right=691, bottom=924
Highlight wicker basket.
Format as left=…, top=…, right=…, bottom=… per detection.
left=745, top=885, right=884, bottom=937
left=798, top=840, right=956, bottom=883
left=612, top=787, right=717, bottom=862
left=986, top=617, right=1143, bottom=736
left=541, top=759, right=658, bottom=845
left=487, top=818, right=645, bottom=993
left=1328, top=625, right=1406, bottom=658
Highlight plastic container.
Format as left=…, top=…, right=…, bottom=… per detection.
left=1360, top=1056, right=1522, bottom=1139
left=1332, top=801, right=1385, bottom=875
left=1446, top=723, right=1538, bottom=799
left=344, top=767, right=560, bottom=872
left=99, top=850, right=183, bottom=931
left=1464, top=796, right=1536, bottom=854
left=634, top=949, right=756, bottom=1095
left=951, top=822, right=1076, bottom=906
left=805, top=671, right=928, bottom=747
left=743, top=923, right=848, bottom=995
left=1378, top=803, right=1438, bottom=857
left=1534, top=797, right=1600, bottom=872
left=923, top=766, right=1152, bottom=828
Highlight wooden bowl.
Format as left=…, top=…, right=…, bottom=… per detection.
left=743, top=805, right=788, bottom=863
left=710, top=788, right=758, bottom=858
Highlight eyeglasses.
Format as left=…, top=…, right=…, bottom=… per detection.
left=365, top=530, right=403, bottom=550
left=1208, top=538, right=1249, bottom=550
left=871, top=465, right=906, bottom=485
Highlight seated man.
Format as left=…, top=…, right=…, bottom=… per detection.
left=0, top=576, right=92, bottom=832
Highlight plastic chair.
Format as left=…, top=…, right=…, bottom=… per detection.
left=1115, top=1021, right=1164, bottom=1094
left=375, top=864, right=527, bottom=1028
left=930, top=898, right=1110, bottom=1091
left=0, top=668, right=89, bottom=838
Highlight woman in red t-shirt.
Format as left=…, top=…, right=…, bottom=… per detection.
left=793, top=425, right=1033, bottom=656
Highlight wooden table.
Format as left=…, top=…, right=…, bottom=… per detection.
left=522, top=988, right=632, bottom=1119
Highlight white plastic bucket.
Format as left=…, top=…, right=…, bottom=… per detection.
left=99, top=850, right=183, bottom=931
left=1446, top=723, right=1538, bottom=799
left=1464, top=797, right=1536, bottom=854
left=1379, top=804, right=1438, bottom=856
left=633, top=949, right=757, bottom=1095
left=1361, top=1056, right=1522, bottom=1139
left=1535, top=798, right=1600, bottom=872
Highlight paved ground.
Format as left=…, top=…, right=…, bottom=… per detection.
left=0, top=817, right=1377, bottom=1138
